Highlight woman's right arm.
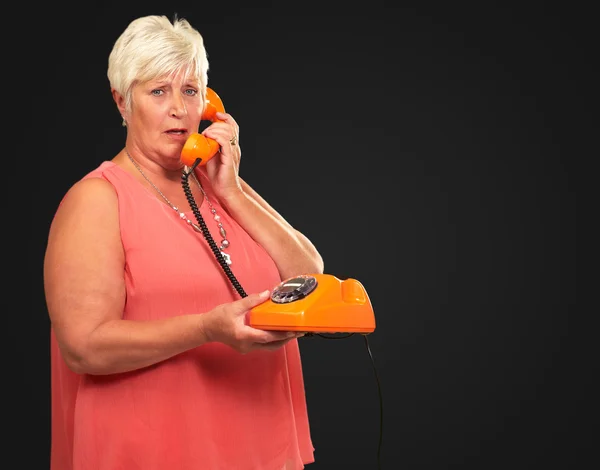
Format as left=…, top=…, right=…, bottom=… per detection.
left=44, top=177, right=215, bottom=375
left=44, top=177, right=298, bottom=376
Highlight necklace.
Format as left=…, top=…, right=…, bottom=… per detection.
left=126, top=150, right=232, bottom=265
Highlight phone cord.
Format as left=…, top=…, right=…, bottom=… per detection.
left=181, top=164, right=247, bottom=298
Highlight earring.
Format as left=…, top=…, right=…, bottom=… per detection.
left=122, top=118, right=127, bottom=127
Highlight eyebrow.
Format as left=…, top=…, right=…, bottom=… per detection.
left=150, top=79, right=171, bottom=86
left=151, top=79, right=199, bottom=87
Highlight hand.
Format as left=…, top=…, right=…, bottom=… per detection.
left=202, top=111, right=242, bottom=201
left=202, top=290, right=304, bottom=354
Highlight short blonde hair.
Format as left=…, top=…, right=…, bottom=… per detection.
left=107, top=15, right=209, bottom=112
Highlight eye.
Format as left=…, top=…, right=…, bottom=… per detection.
left=184, top=88, right=198, bottom=96
left=151, top=89, right=164, bottom=96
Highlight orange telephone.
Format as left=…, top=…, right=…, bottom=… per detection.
left=179, top=90, right=376, bottom=334
left=249, top=274, right=376, bottom=333
left=180, top=87, right=225, bottom=167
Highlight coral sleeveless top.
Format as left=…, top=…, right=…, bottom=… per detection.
left=50, top=161, right=315, bottom=470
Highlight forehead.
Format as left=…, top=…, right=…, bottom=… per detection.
left=148, top=70, right=200, bottom=86
left=136, top=62, right=198, bottom=85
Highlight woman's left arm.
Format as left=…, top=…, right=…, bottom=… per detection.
left=201, top=111, right=324, bottom=280
left=223, top=177, right=324, bottom=280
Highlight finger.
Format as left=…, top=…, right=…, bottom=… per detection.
left=202, top=127, right=239, bottom=158
left=235, top=290, right=270, bottom=314
left=252, top=330, right=300, bottom=344
left=203, top=118, right=237, bottom=142
left=202, top=127, right=233, bottom=147
left=260, top=336, right=299, bottom=351
left=212, top=113, right=239, bottom=147
left=216, top=112, right=239, bottom=134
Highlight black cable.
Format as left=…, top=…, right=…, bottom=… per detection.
left=306, top=332, right=355, bottom=339
left=363, top=333, right=383, bottom=470
left=303, top=333, right=383, bottom=468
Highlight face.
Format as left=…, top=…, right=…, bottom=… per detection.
left=121, top=69, right=204, bottom=168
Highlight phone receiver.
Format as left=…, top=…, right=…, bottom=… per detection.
left=180, top=87, right=225, bottom=167
left=249, top=274, right=376, bottom=334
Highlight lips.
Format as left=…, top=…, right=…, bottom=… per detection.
left=166, top=128, right=187, bottom=135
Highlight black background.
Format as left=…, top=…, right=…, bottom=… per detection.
left=30, top=2, right=581, bottom=469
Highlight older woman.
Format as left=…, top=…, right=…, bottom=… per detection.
left=44, top=14, right=323, bottom=470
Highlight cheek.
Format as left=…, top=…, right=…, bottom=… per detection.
left=189, top=105, right=204, bottom=128
left=193, top=99, right=204, bottom=116
left=134, top=100, right=167, bottom=127
left=143, top=111, right=164, bottom=129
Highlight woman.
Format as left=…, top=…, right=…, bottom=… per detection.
left=44, top=14, right=323, bottom=470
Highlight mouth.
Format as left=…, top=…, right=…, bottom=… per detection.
left=165, top=128, right=188, bottom=135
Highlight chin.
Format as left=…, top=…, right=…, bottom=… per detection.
left=162, top=152, right=185, bottom=169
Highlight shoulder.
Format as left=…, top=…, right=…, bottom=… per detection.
left=52, top=164, right=122, bottom=228
left=58, top=162, right=126, bottom=210
left=62, top=174, right=118, bottom=211
left=46, top=166, right=123, bottom=255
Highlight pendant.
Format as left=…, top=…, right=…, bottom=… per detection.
left=189, top=221, right=231, bottom=265
left=221, top=251, right=232, bottom=265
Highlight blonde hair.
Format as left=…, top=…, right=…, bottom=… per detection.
left=107, top=15, right=209, bottom=112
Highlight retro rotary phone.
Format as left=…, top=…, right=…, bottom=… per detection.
left=179, top=88, right=382, bottom=467
left=179, top=88, right=376, bottom=334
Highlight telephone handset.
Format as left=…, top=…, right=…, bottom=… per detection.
left=180, top=87, right=225, bottom=167
left=179, top=90, right=376, bottom=334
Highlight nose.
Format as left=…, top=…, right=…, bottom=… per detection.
left=170, top=93, right=187, bottom=118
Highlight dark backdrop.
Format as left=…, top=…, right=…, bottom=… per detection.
left=31, top=2, right=581, bottom=469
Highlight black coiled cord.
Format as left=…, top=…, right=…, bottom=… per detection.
left=181, top=161, right=247, bottom=298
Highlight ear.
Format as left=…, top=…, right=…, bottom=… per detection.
left=112, top=89, right=127, bottom=120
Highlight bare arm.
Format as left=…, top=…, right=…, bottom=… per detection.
left=199, top=112, right=324, bottom=279
left=44, top=177, right=212, bottom=375
left=44, top=177, right=295, bottom=376
left=221, top=177, right=324, bottom=280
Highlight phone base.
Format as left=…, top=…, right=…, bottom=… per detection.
left=249, top=324, right=375, bottom=334
left=249, top=274, right=376, bottom=334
